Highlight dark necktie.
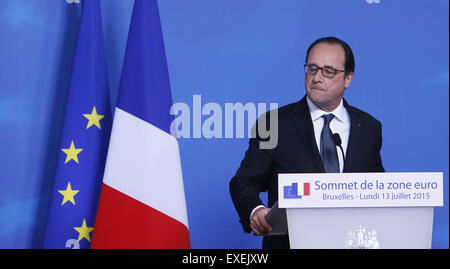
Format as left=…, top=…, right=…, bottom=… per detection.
left=320, top=114, right=339, bottom=173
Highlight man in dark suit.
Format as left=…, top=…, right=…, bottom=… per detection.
left=229, top=37, right=384, bottom=249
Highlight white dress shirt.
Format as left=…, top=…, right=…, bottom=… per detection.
left=250, top=97, right=351, bottom=220
left=306, top=96, right=350, bottom=173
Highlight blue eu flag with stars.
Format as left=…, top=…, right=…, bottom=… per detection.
left=43, top=0, right=111, bottom=249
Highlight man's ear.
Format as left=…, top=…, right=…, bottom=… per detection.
left=344, top=72, right=354, bottom=89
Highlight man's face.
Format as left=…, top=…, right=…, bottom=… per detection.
left=305, top=42, right=354, bottom=112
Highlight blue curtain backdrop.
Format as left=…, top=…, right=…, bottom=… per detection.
left=0, top=0, right=448, bottom=248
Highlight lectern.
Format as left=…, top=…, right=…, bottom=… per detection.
left=271, top=172, right=443, bottom=249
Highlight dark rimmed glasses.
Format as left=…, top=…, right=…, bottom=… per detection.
left=304, top=64, right=346, bottom=79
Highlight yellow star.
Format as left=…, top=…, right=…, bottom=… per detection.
left=61, top=140, right=83, bottom=164
left=83, top=106, right=104, bottom=129
left=57, top=182, right=79, bottom=206
left=73, top=219, right=94, bottom=242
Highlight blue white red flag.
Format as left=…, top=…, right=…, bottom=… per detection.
left=91, top=0, right=190, bottom=248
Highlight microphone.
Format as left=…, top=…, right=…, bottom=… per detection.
left=332, top=133, right=345, bottom=169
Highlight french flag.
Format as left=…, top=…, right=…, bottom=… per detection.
left=91, top=0, right=190, bottom=248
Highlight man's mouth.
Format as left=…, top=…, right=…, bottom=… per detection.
left=311, top=85, right=324, bottom=91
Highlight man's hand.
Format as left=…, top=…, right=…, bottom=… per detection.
left=250, top=207, right=272, bottom=236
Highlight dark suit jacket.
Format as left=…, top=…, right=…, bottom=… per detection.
left=229, top=95, right=384, bottom=249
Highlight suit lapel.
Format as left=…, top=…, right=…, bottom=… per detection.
left=292, top=97, right=325, bottom=172
left=343, top=99, right=363, bottom=172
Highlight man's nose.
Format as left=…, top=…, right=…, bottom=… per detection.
left=313, top=69, right=324, bottom=82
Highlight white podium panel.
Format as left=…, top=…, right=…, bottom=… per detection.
left=287, top=207, right=433, bottom=249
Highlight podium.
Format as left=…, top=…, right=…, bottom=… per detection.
left=274, top=172, right=443, bottom=249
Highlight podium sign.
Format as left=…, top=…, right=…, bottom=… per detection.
left=279, top=172, right=443, bottom=208
left=278, top=172, right=443, bottom=249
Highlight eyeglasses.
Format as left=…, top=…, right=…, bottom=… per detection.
left=304, top=64, right=346, bottom=79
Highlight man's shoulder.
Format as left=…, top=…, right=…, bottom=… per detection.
left=278, top=100, right=303, bottom=116
left=252, top=100, right=303, bottom=134
left=263, top=99, right=305, bottom=118
left=345, top=101, right=382, bottom=127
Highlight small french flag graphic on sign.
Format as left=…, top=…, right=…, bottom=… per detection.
left=284, top=182, right=310, bottom=199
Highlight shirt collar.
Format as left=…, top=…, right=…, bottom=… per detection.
left=306, top=96, right=347, bottom=123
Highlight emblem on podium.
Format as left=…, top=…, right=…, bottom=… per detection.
left=345, top=225, right=380, bottom=249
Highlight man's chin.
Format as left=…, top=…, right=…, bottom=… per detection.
left=307, top=92, right=327, bottom=105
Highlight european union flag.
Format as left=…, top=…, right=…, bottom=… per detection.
left=43, top=0, right=111, bottom=249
